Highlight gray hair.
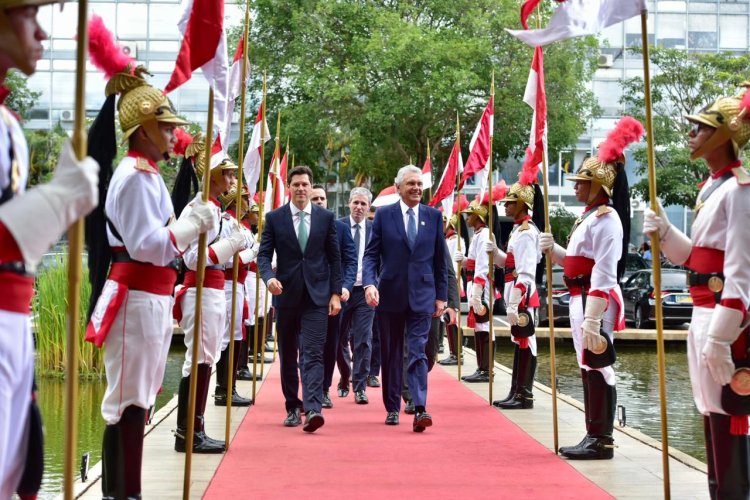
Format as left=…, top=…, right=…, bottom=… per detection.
left=394, top=164, right=421, bottom=186
left=349, top=187, right=372, bottom=204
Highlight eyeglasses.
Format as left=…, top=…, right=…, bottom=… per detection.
left=689, top=122, right=714, bottom=135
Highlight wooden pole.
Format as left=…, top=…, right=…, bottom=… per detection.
left=63, top=1, right=88, bottom=497
left=454, top=112, right=463, bottom=381
left=182, top=88, right=214, bottom=500
left=641, top=10, right=671, bottom=498
left=486, top=72, right=495, bottom=404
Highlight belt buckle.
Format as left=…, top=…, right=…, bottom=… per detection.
left=708, top=275, right=724, bottom=293
left=730, top=367, right=750, bottom=396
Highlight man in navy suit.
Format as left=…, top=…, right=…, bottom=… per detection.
left=258, top=166, right=343, bottom=433
left=363, top=165, right=448, bottom=432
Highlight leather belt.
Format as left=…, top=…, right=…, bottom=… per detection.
left=688, top=271, right=725, bottom=293
left=0, top=261, right=29, bottom=276
left=564, top=274, right=591, bottom=289
left=111, top=250, right=181, bottom=271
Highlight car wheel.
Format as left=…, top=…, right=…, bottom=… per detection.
left=634, top=306, right=651, bottom=329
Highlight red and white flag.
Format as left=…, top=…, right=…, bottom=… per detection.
left=524, top=47, right=547, bottom=175
left=243, top=103, right=271, bottom=197
left=263, top=148, right=288, bottom=214
left=372, top=185, right=399, bottom=208
left=429, top=142, right=463, bottom=217
left=421, top=157, right=433, bottom=189
left=165, top=0, right=228, bottom=140
left=507, top=0, right=646, bottom=47
left=460, top=96, right=494, bottom=195
left=222, top=36, right=251, bottom=150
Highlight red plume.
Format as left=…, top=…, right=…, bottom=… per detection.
left=453, top=194, right=469, bottom=213
left=519, top=147, right=540, bottom=186
left=88, top=15, right=135, bottom=79
left=740, top=89, right=750, bottom=118
left=173, top=128, right=193, bottom=157
left=598, top=116, right=645, bottom=164
left=480, top=180, right=508, bottom=205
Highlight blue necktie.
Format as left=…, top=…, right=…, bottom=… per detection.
left=298, top=211, right=308, bottom=252
left=406, top=208, right=417, bottom=248
left=353, top=223, right=361, bottom=257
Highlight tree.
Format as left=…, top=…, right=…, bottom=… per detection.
left=4, top=70, right=40, bottom=119
left=549, top=206, right=576, bottom=246
left=620, top=46, right=750, bottom=207
left=231, top=0, right=599, bottom=194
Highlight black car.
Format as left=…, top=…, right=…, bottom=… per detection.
left=537, top=265, right=570, bottom=326
left=621, top=269, right=693, bottom=329
left=621, top=252, right=649, bottom=283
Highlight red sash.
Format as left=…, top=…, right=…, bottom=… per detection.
left=0, top=271, right=34, bottom=314
left=685, top=246, right=724, bottom=308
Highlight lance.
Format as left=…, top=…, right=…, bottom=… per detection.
left=268, top=114, right=282, bottom=363
left=225, top=0, right=253, bottom=448
left=63, top=1, right=88, bottom=498
left=453, top=112, right=464, bottom=382
left=182, top=87, right=215, bottom=500
left=251, top=73, right=268, bottom=401
left=486, top=72, right=495, bottom=404
left=641, top=9, right=671, bottom=498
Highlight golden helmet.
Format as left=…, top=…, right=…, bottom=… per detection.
left=0, top=0, right=64, bottom=75
left=186, top=133, right=237, bottom=180
left=461, top=199, right=489, bottom=224
left=685, top=87, right=750, bottom=160
left=442, top=212, right=460, bottom=231
left=219, top=184, right=249, bottom=212
left=567, top=156, right=618, bottom=198
left=500, top=182, right=535, bottom=210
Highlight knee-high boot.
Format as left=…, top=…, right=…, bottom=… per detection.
left=495, top=347, right=535, bottom=410
left=560, top=370, right=615, bottom=460
left=493, top=344, right=519, bottom=406
left=215, top=344, right=252, bottom=407
left=704, top=416, right=718, bottom=499
left=709, top=413, right=750, bottom=500
left=464, top=331, right=490, bottom=383
left=236, top=337, right=251, bottom=380
left=174, top=368, right=225, bottom=454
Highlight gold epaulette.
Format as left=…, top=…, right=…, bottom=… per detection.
left=596, top=205, right=612, bottom=217
left=134, top=157, right=158, bottom=174
left=732, top=167, right=750, bottom=186
left=519, top=220, right=530, bottom=231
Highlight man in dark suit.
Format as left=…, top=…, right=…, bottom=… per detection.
left=258, top=166, right=343, bottom=433
left=336, top=187, right=377, bottom=404
left=363, top=165, right=448, bottom=432
left=308, top=185, right=357, bottom=409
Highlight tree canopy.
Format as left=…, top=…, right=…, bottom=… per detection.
left=233, top=0, right=599, bottom=194
left=620, top=46, right=750, bottom=207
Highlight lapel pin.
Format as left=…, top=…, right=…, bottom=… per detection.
left=420, top=221, right=425, bottom=226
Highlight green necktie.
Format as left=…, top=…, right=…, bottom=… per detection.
left=298, top=211, right=308, bottom=252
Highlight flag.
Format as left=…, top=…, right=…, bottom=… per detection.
left=165, top=0, right=227, bottom=140
left=429, top=142, right=463, bottom=212
left=263, top=148, right=288, bottom=214
left=243, top=103, right=271, bottom=197
left=421, top=156, right=432, bottom=189
left=222, top=36, right=251, bottom=149
left=507, top=0, right=646, bottom=47
left=372, top=185, right=399, bottom=208
left=523, top=47, right=547, bottom=176
left=459, top=96, right=494, bottom=194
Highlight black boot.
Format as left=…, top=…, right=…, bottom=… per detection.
left=493, top=345, right=519, bottom=406
left=230, top=339, right=253, bottom=405
left=464, top=332, right=490, bottom=383
left=496, top=348, right=535, bottom=410
left=215, top=346, right=252, bottom=407
left=439, top=324, right=462, bottom=365
left=704, top=416, right=718, bottom=499
left=237, top=338, right=252, bottom=381
left=461, top=368, right=481, bottom=381
left=560, top=370, right=615, bottom=460
left=120, top=406, right=146, bottom=499
left=175, top=367, right=225, bottom=453
left=102, top=423, right=124, bottom=500
left=709, top=413, right=750, bottom=499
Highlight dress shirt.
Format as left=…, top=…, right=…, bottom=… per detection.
left=350, top=215, right=366, bottom=286
left=399, top=200, right=419, bottom=237
left=290, top=202, right=312, bottom=238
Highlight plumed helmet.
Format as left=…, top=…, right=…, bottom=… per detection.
left=462, top=182, right=507, bottom=224
left=500, top=182, right=535, bottom=210
left=461, top=199, right=489, bottom=224
left=567, top=155, right=618, bottom=198
left=0, top=0, right=64, bottom=75
left=502, top=146, right=540, bottom=210
left=685, top=85, right=750, bottom=160
left=186, top=133, right=235, bottom=180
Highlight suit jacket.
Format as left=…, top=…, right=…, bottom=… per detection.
left=362, top=201, right=448, bottom=314
left=334, top=218, right=357, bottom=294
left=258, top=202, right=342, bottom=308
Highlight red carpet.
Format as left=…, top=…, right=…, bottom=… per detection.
left=204, top=363, right=611, bottom=499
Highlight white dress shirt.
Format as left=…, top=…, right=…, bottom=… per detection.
left=399, top=200, right=419, bottom=237
left=290, top=202, right=312, bottom=238
left=349, top=215, right=366, bottom=286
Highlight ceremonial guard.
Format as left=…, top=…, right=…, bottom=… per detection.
left=644, top=90, right=750, bottom=497
left=489, top=159, right=545, bottom=410
left=242, top=200, right=271, bottom=378
left=438, top=197, right=469, bottom=366
left=172, top=136, right=247, bottom=453
left=0, top=2, right=98, bottom=496
left=215, top=183, right=255, bottom=406
left=456, top=184, right=505, bottom=383
left=540, top=117, right=641, bottom=460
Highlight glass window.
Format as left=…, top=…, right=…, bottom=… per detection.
left=625, top=15, right=654, bottom=47
left=51, top=72, right=76, bottom=108
left=656, top=13, right=686, bottom=47
left=689, top=2, right=718, bottom=12
left=149, top=40, right=180, bottom=52
left=689, top=13, right=718, bottom=49
left=601, top=24, right=624, bottom=47
left=36, top=4, right=53, bottom=35
left=148, top=60, right=178, bottom=73
left=90, top=4, right=115, bottom=25
left=657, top=1, right=686, bottom=12
left=117, top=4, right=148, bottom=39
left=53, top=59, right=76, bottom=71
left=52, top=39, right=76, bottom=51
left=27, top=71, right=51, bottom=107
left=149, top=4, right=181, bottom=39
left=51, top=3, right=78, bottom=39
left=719, top=15, right=748, bottom=48
left=720, top=3, right=748, bottom=14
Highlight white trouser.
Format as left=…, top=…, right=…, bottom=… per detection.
left=510, top=307, right=538, bottom=356
left=101, top=290, right=174, bottom=425
left=569, top=294, right=617, bottom=386
left=688, top=306, right=725, bottom=416
left=244, top=272, right=269, bottom=325
left=179, top=287, right=225, bottom=377
left=473, top=281, right=491, bottom=334
left=222, top=280, right=245, bottom=351
left=0, top=311, right=33, bottom=499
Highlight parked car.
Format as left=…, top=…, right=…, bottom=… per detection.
left=621, top=252, right=649, bottom=283
left=537, top=265, right=570, bottom=326
left=621, top=269, right=693, bottom=329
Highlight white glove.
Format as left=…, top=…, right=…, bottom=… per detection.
left=169, top=194, right=217, bottom=252
left=506, top=286, right=523, bottom=326
left=643, top=202, right=691, bottom=265
left=210, top=228, right=249, bottom=265
left=581, top=295, right=608, bottom=353
left=453, top=250, right=465, bottom=264
left=484, top=239, right=507, bottom=267
left=702, top=305, right=744, bottom=386
left=539, top=232, right=566, bottom=265
left=0, top=139, right=99, bottom=266
left=238, top=243, right=258, bottom=265
left=470, top=282, right=487, bottom=316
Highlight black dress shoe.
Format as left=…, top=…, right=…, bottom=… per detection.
left=237, top=368, right=253, bottom=381
left=461, top=369, right=481, bottom=381
left=438, top=354, right=458, bottom=366
left=404, top=399, right=416, bottom=415
left=559, top=435, right=614, bottom=460
left=174, top=429, right=225, bottom=454
left=283, top=408, right=302, bottom=427
left=255, top=353, right=274, bottom=363
left=413, top=411, right=433, bottom=433
left=463, top=370, right=490, bottom=383
left=354, top=390, right=369, bottom=404
left=322, top=392, right=333, bottom=409
left=303, top=411, right=325, bottom=433
left=215, top=388, right=253, bottom=407
left=494, top=392, right=533, bottom=410
left=366, top=375, right=380, bottom=388
left=385, top=411, right=399, bottom=425
left=337, top=381, right=350, bottom=397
